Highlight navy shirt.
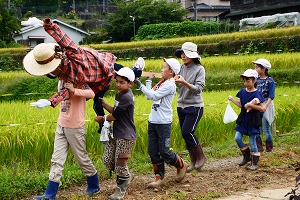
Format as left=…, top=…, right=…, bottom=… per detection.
left=256, top=77, right=275, bottom=100
left=234, top=88, right=264, bottom=135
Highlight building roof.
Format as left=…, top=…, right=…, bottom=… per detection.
left=226, top=2, right=300, bottom=17
left=19, top=19, right=90, bottom=36
left=187, top=3, right=230, bottom=11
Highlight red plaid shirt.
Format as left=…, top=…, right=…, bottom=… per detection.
left=44, top=19, right=116, bottom=107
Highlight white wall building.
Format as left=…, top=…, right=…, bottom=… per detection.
left=169, top=0, right=230, bottom=21
left=13, top=19, right=90, bottom=47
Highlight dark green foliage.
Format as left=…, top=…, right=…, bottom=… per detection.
left=106, top=35, right=300, bottom=58
left=0, top=75, right=58, bottom=101
left=0, top=6, right=21, bottom=44
left=0, top=54, right=21, bottom=71
left=80, top=31, right=110, bottom=45
left=24, top=10, right=34, bottom=18
left=133, top=21, right=238, bottom=41
left=104, top=0, right=187, bottom=42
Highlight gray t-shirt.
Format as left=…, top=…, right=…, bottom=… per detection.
left=112, top=89, right=136, bottom=140
left=177, top=63, right=205, bottom=108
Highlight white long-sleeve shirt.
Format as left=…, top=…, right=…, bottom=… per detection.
left=140, top=78, right=176, bottom=124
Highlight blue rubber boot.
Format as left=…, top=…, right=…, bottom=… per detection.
left=86, top=173, right=100, bottom=195
left=33, top=180, right=59, bottom=200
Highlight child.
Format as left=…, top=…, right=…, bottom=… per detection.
left=135, top=58, right=188, bottom=188
left=228, top=69, right=265, bottom=170
left=253, top=58, right=275, bottom=153
left=94, top=67, right=136, bottom=200
left=32, top=81, right=100, bottom=199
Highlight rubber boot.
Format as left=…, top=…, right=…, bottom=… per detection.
left=148, top=163, right=165, bottom=188
left=266, top=141, right=273, bottom=152
left=256, top=136, right=264, bottom=152
left=186, top=150, right=196, bottom=173
left=246, top=154, right=260, bottom=170
left=108, top=176, right=130, bottom=200
left=86, top=173, right=100, bottom=195
left=192, top=145, right=207, bottom=171
left=33, top=180, right=59, bottom=200
left=128, top=170, right=134, bottom=184
left=239, top=145, right=251, bottom=166
left=170, top=156, right=188, bottom=183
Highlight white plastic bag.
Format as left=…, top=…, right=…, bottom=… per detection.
left=100, top=116, right=113, bottom=143
left=223, top=101, right=238, bottom=124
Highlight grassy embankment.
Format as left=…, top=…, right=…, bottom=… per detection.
left=1, top=28, right=300, bottom=198
left=1, top=70, right=300, bottom=198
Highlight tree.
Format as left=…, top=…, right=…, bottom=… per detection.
left=0, top=0, right=21, bottom=45
left=104, top=0, right=188, bottom=42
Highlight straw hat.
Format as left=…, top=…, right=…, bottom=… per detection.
left=23, top=43, right=62, bottom=76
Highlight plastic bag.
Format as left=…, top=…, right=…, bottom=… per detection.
left=223, top=101, right=238, bottom=124
left=100, top=116, right=113, bottom=143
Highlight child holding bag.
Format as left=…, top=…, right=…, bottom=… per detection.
left=228, top=69, right=264, bottom=170
left=94, top=67, right=136, bottom=200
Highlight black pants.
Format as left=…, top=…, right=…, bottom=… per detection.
left=177, top=106, right=203, bottom=150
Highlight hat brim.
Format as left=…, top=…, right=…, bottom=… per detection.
left=252, top=61, right=271, bottom=69
left=252, top=61, right=260, bottom=65
left=240, top=74, right=257, bottom=78
left=183, top=49, right=200, bottom=58
left=23, top=44, right=62, bottom=76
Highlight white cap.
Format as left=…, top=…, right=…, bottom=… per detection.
left=240, top=69, right=258, bottom=79
left=253, top=58, right=271, bottom=69
left=175, top=42, right=201, bottom=59
left=163, top=58, right=181, bottom=75
left=116, top=67, right=135, bottom=82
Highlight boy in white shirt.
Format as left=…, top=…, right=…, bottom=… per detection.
left=135, top=58, right=188, bottom=188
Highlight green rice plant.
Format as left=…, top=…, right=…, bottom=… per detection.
left=85, top=26, right=300, bottom=51
left=1, top=86, right=299, bottom=170
left=0, top=48, right=27, bottom=54
left=0, top=87, right=300, bottom=199
left=1, top=52, right=300, bottom=99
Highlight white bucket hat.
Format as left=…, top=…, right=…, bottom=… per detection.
left=163, top=58, right=180, bottom=75
left=253, top=58, right=271, bottom=69
left=240, top=69, right=258, bottom=79
left=23, top=43, right=62, bottom=76
left=175, top=42, right=200, bottom=59
left=116, top=67, right=135, bottom=82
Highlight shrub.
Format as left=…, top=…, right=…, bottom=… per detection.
left=0, top=54, right=21, bottom=72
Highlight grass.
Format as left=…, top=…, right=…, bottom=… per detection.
left=0, top=86, right=300, bottom=198
left=1, top=52, right=300, bottom=99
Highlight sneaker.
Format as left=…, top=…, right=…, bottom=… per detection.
left=175, top=162, right=188, bottom=183
left=133, top=57, right=145, bottom=70
left=147, top=175, right=165, bottom=188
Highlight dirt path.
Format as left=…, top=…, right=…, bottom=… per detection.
left=23, top=155, right=300, bottom=200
